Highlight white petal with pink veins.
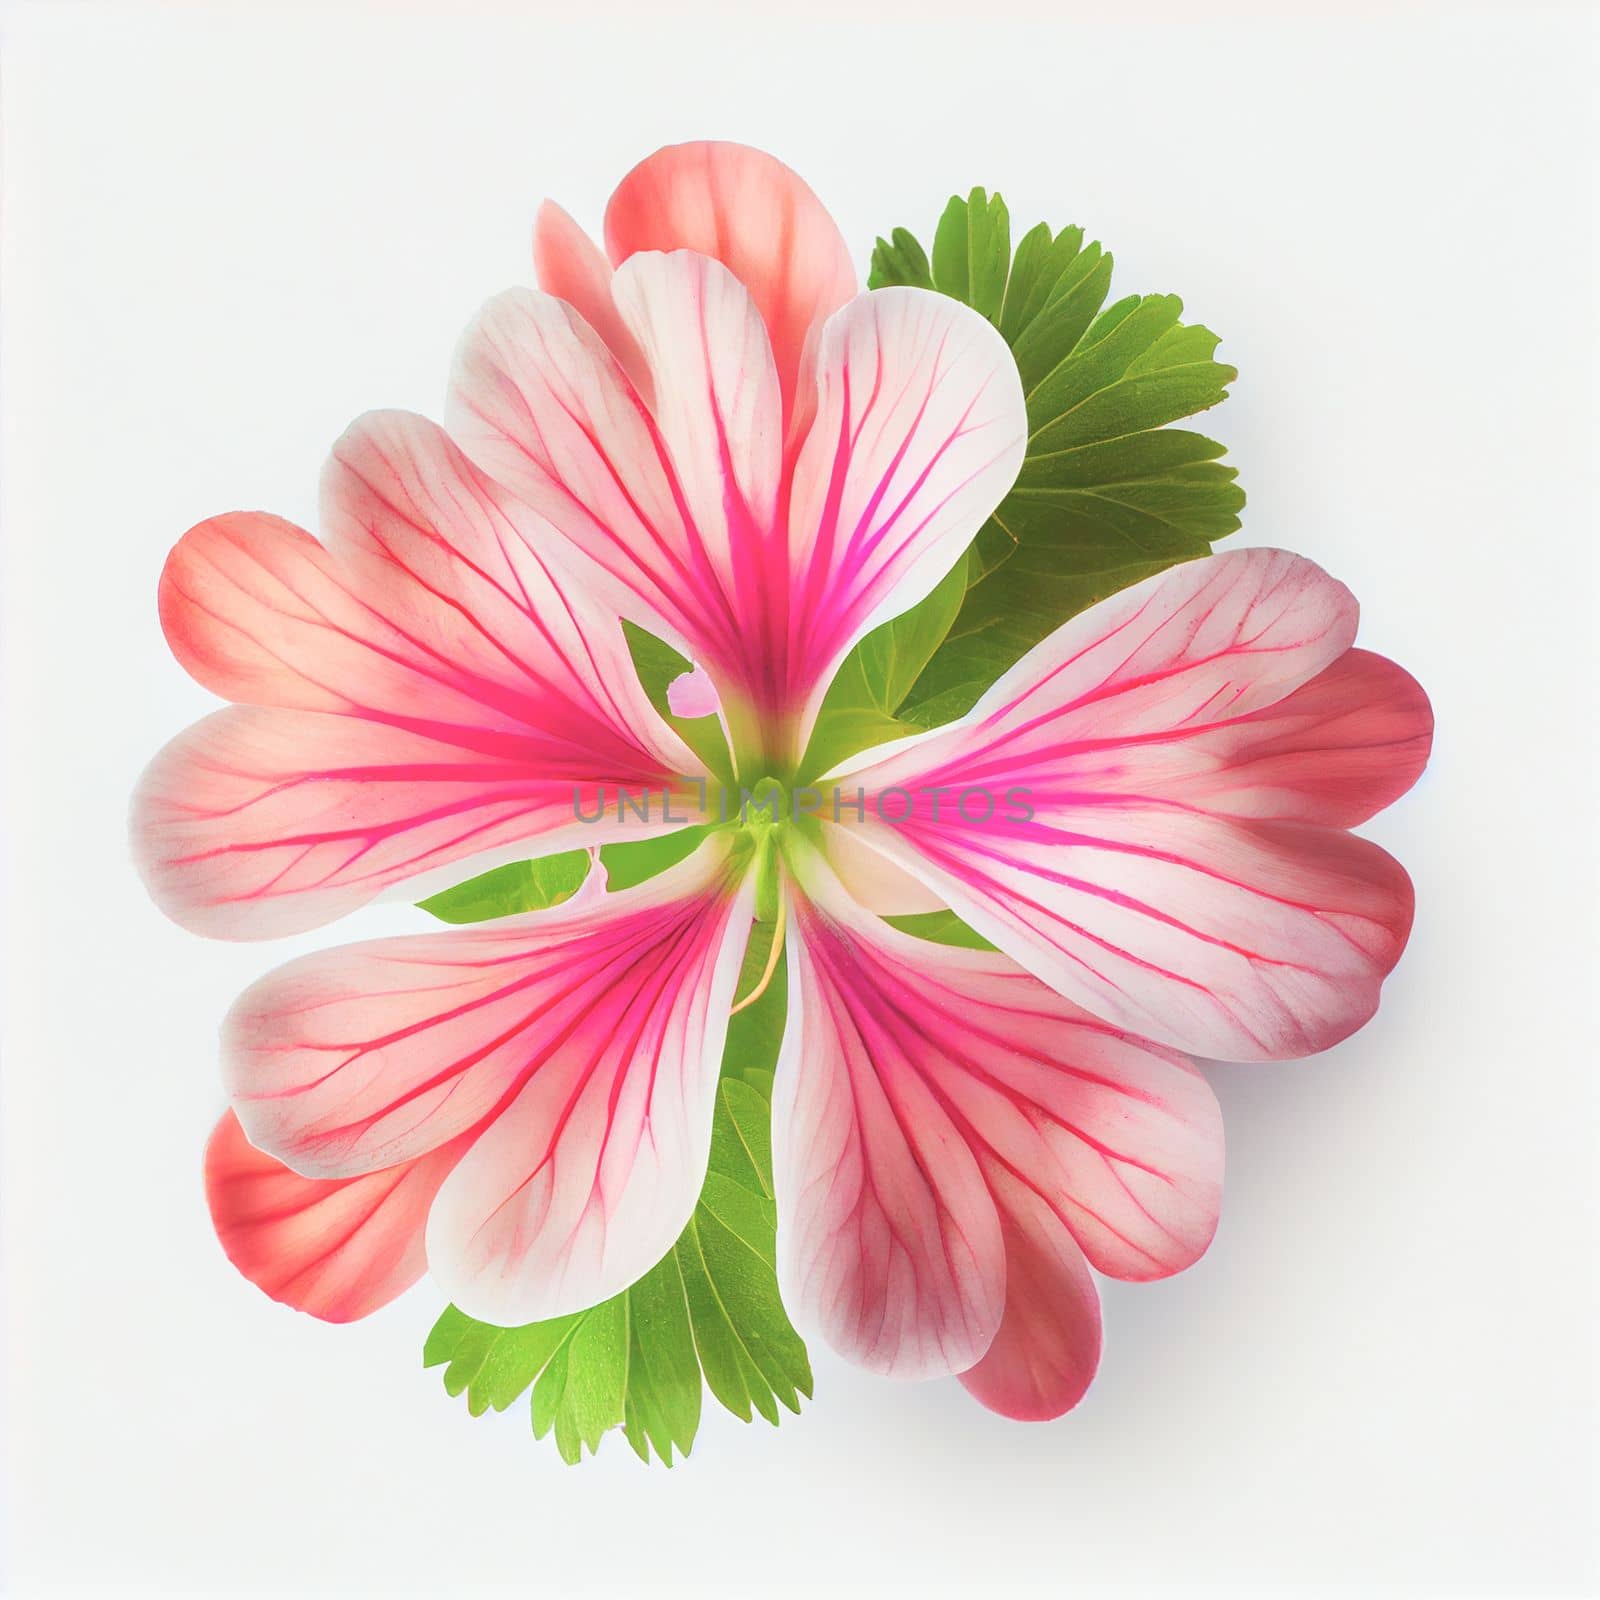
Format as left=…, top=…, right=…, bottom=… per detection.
left=449, top=267, right=1024, bottom=768
left=834, top=549, right=1427, bottom=1059
left=771, top=854, right=1221, bottom=1401
left=223, top=841, right=753, bottom=1326
left=133, top=411, right=696, bottom=939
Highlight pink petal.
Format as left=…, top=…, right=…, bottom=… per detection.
left=834, top=549, right=1424, bottom=1060
left=1164, top=647, right=1434, bottom=826
left=531, top=199, right=653, bottom=404
left=823, top=821, right=946, bottom=916
left=957, top=1167, right=1103, bottom=1422
left=204, top=1110, right=469, bottom=1322
left=224, top=840, right=754, bottom=1324
left=776, top=922, right=1004, bottom=1381
left=665, top=663, right=720, bottom=719
left=135, top=410, right=695, bottom=939
left=449, top=269, right=1024, bottom=767
left=773, top=856, right=1221, bottom=1384
left=782, top=288, right=1027, bottom=749
left=607, top=249, right=783, bottom=644
left=447, top=262, right=774, bottom=684
left=603, top=140, right=855, bottom=428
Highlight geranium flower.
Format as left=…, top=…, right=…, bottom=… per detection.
left=137, top=142, right=1432, bottom=1422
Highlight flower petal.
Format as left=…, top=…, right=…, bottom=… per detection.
left=136, top=707, right=663, bottom=941
left=221, top=838, right=753, bottom=1323
left=823, top=820, right=946, bottom=916
left=450, top=265, right=1022, bottom=766
left=204, top=1110, right=468, bottom=1322
left=775, top=917, right=1004, bottom=1380
left=603, top=140, right=855, bottom=424
left=665, top=663, right=720, bottom=719
left=448, top=266, right=776, bottom=683
left=608, top=249, right=783, bottom=637
left=135, top=411, right=694, bottom=938
left=531, top=199, right=653, bottom=403
left=220, top=842, right=751, bottom=1323
left=956, top=1168, right=1103, bottom=1422
left=782, top=288, right=1027, bottom=747
left=835, top=549, right=1422, bottom=1059
left=1162, top=647, right=1434, bottom=826
left=773, top=855, right=1221, bottom=1383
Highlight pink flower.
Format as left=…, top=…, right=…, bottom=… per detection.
left=139, top=143, right=1432, bottom=1422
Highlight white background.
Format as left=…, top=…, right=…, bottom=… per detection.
left=2, top=2, right=1595, bottom=1595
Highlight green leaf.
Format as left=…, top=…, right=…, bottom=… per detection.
left=868, top=226, right=933, bottom=291
left=417, top=851, right=590, bottom=923
left=868, top=193, right=1244, bottom=728
left=883, top=908, right=997, bottom=950
left=623, top=618, right=732, bottom=782
left=419, top=821, right=709, bottom=929
left=621, top=1253, right=702, bottom=1465
left=800, top=553, right=966, bottom=778
left=545, top=1297, right=631, bottom=1459
left=931, top=188, right=1011, bottom=325
left=424, top=1074, right=810, bottom=1466
left=599, top=825, right=710, bottom=892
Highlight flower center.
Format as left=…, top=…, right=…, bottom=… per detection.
left=740, top=775, right=787, bottom=831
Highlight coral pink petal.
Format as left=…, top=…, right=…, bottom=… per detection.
left=773, top=856, right=1221, bottom=1383
left=776, top=919, right=1004, bottom=1381
left=531, top=200, right=653, bottom=404
left=836, top=548, right=1423, bottom=1060
left=1165, top=647, right=1434, bottom=825
left=134, top=411, right=696, bottom=939
left=957, top=1166, right=1103, bottom=1421
left=602, top=140, right=855, bottom=424
left=204, top=1110, right=470, bottom=1322
left=225, top=837, right=742, bottom=1175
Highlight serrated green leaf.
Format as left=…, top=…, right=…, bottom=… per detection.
left=868, top=226, right=933, bottom=290
left=931, top=188, right=1011, bottom=325
left=425, top=1072, right=810, bottom=1467
left=417, top=851, right=590, bottom=923
left=998, top=221, right=1084, bottom=343
left=622, top=1253, right=701, bottom=1465
left=675, top=1206, right=806, bottom=1426
left=708, top=1076, right=777, bottom=1196
left=559, top=1297, right=631, bottom=1452
left=867, top=192, right=1243, bottom=728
